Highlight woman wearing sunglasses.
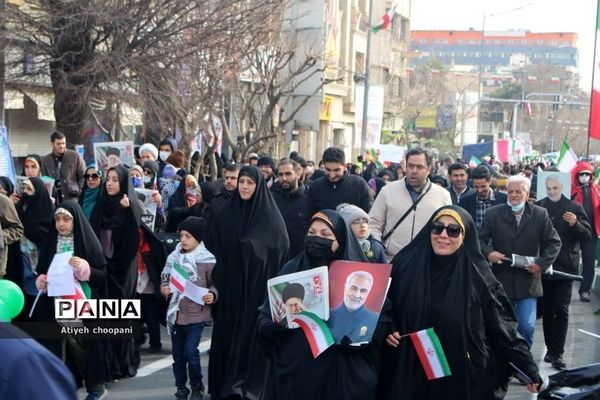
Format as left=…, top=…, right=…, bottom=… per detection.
left=79, top=165, right=102, bottom=220
left=379, top=205, right=542, bottom=399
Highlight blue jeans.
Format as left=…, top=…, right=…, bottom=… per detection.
left=510, top=298, right=537, bottom=348
left=171, top=323, right=204, bottom=389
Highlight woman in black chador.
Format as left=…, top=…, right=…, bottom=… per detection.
left=206, top=165, right=289, bottom=400
left=379, top=205, right=542, bottom=399
left=5, top=177, right=53, bottom=318
left=90, top=165, right=141, bottom=379
left=35, top=200, right=110, bottom=398
left=257, top=209, right=387, bottom=400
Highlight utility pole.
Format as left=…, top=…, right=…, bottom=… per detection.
left=360, top=0, right=374, bottom=156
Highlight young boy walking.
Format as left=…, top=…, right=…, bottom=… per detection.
left=161, top=216, right=217, bottom=400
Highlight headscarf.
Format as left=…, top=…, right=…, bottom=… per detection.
left=279, top=209, right=367, bottom=274
left=79, top=165, right=102, bottom=220
left=0, top=176, right=14, bottom=195
left=22, top=154, right=42, bottom=177
left=37, top=201, right=107, bottom=287
left=384, top=205, right=513, bottom=399
left=89, top=165, right=141, bottom=298
left=16, top=177, right=53, bottom=249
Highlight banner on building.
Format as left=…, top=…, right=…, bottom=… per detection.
left=355, top=85, right=385, bottom=149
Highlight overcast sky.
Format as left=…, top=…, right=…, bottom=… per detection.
left=410, top=0, right=598, bottom=91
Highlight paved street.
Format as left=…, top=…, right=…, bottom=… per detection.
left=77, top=290, right=600, bottom=400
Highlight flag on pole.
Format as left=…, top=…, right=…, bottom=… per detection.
left=293, top=311, right=335, bottom=358
left=589, top=0, right=600, bottom=140
left=372, top=3, right=398, bottom=33
left=556, top=140, right=579, bottom=173
left=410, top=328, right=452, bottom=380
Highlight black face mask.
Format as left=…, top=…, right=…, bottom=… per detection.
left=304, top=235, right=337, bottom=265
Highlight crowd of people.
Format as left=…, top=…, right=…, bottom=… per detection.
left=0, top=129, right=598, bottom=400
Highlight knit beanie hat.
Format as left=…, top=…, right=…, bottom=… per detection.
left=177, top=216, right=207, bottom=243
left=166, top=150, right=186, bottom=169
left=139, top=143, right=159, bottom=160
left=257, top=156, right=276, bottom=171
left=142, top=160, right=160, bottom=176
left=336, top=203, right=369, bottom=225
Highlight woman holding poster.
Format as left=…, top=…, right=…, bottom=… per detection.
left=380, top=205, right=542, bottom=399
left=257, top=209, right=387, bottom=400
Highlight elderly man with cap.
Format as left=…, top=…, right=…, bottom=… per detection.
left=337, top=203, right=385, bottom=263
left=257, top=155, right=277, bottom=188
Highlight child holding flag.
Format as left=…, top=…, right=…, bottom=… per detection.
left=160, top=216, right=217, bottom=400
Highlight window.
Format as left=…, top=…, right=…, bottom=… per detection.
left=458, top=39, right=464, bottom=44
left=537, top=39, right=544, bottom=45
left=521, top=39, right=528, bottom=45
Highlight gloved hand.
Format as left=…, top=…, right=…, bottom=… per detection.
left=258, top=318, right=293, bottom=343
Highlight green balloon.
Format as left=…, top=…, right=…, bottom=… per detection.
left=0, top=280, right=25, bottom=319
left=0, top=299, right=12, bottom=322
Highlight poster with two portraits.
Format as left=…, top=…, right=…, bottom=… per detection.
left=267, top=261, right=391, bottom=345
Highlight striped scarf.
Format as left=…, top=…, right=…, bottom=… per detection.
left=165, top=242, right=215, bottom=334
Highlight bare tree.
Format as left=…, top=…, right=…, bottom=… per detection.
left=3, top=0, right=283, bottom=146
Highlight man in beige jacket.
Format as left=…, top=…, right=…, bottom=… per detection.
left=0, top=192, right=24, bottom=277
left=369, top=148, right=451, bottom=261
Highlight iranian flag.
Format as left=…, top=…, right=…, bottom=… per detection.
left=62, top=281, right=91, bottom=301
left=557, top=140, right=579, bottom=173
left=170, top=262, right=188, bottom=293
left=372, top=3, right=399, bottom=33
left=590, top=0, right=600, bottom=140
left=294, top=311, right=335, bottom=358
left=410, top=328, right=452, bottom=380
left=468, top=155, right=481, bottom=168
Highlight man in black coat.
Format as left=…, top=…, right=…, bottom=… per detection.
left=536, top=173, right=592, bottom=369
left=479, top=175, right=561, bottom=348
left=306, top=147, right=371, bottom=216
left=271, top=159, right=309, bottom=260
left=459, top=164, right=507, bottom=232
left=447, top=162, right=474, bottom=204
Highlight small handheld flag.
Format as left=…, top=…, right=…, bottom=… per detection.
left=294, top=311, right=335, bottom=358
left=410, top=328, right=452, bottom=380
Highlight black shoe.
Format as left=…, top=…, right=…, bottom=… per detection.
left=581, top=291, right=591, bottom=302
left=175, top=387, right=190, bottom=400
left=190, top=383, right=204, bottom=400
left=551, top=355, right=566, bottom=370
left=543, top=352, right=554, bottom=363
left=147, top=345, right=162, bottom=353
left=85, top=387, right=108, bottom=400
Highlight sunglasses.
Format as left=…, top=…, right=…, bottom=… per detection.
left=85, top=173, right=100, bottom=180
left=430, top=221, right=463, bottom=238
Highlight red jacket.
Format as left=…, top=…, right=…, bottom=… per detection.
left=571, top=161, right=600, bottom=236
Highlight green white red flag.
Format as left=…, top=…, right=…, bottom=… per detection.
left=294, top=311, right=334, bottom=358
left=410, top=328, right=452, bottom=380
left=589, top=0, right=600, bottom=140
left=372, top=3, right=399, bottom=33
left=170, top=262, right=188, bottom=293
left=557, top=140, right=579, bottom=173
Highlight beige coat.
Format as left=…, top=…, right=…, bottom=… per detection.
left=0, top=194, right=24, bottom=276
left=369, top=178, right=451, bottom=261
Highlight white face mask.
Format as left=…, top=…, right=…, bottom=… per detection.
left=159, top=151, right=171, bottom=161
left=143, top=176, right=152, bottom=184
left=507, top=199, right=526, bottom=212
left=578, top=174, right=591, bottom=185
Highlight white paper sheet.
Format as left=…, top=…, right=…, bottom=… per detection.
left=184, top=282, right=209, bottom=305
left=47, top=252, right=75, bottom=297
